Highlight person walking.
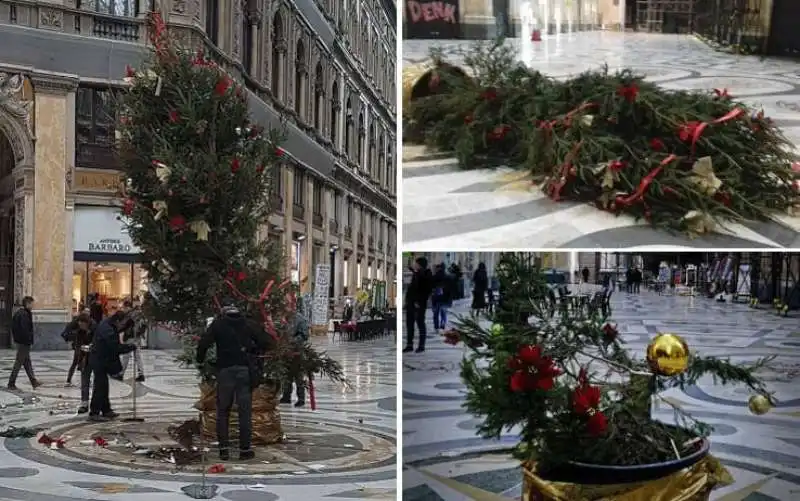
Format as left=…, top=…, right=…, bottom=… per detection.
left=431, top=263, right=451, bottom=332
left=403, top=257, right=432, bottom=353
left=61, top=309, right=95, bottom=387
left=472, top=263, right=489, bottom=315
left=87, top=310, right=137, bottom=421
left=197, top=302, right=269, bottom=461
left=114, top=299, right=147, bottom=382
left=581, top=267, right=590, bottom=284
left=88, top=293, right=104, bottom=324
left=7, top=296, right=40, bottom=391
left=280, top=306, right=309, bottom=407
left=633, top=268, right=643, bottom=293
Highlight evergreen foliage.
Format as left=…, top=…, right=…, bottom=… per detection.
left=448, top=254, right=774, bottom=468
left=407, top=40, right=800, bottom=234
left=116, top=13, right=344, bottom=385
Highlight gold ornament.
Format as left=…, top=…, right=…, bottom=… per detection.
left=748, top=394, right=771, bottom=415
left=152, top=200, right=168, bottom=220
left=154, top=162, right=171, bottom=184
left=687, top=156, right=722, bottom=196
left=189, top=220, right=211, bottom=241
left=490, top=323, right=504, bottom=336
left=646, top=333, right=690, bottom=376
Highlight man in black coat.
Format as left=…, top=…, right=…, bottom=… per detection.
left=87, top=310, right=137, bottom=421
left=403, top=257, right=432, bottom=353
left=62, top=310, right=96, bottom=387
left=197, top=304, right=270, bottom=461
left=7, top=296, right=40, bottom=391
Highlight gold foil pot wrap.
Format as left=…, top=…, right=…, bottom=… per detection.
left=522, top=455, right=733, bottom=501
left=402, top=60, right=471, bottom=113
left=195, top=382, right=283, bottom=445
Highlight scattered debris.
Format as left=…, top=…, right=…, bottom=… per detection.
left=37, top=434, right=66, bottom=449
left=207, top=463, right=226, bottom=474
left=0, top=426, right=42, bottom=438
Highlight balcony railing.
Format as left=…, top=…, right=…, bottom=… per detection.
left=329, top=219, right=339, bottom=234
left=91, top=15, right=140, bottom=42
left=292, top=204, right=305, bottom=221
left=312, top=212, right=323, bottom=228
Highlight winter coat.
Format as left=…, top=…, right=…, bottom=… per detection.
left=406, top=267, right=433, bottom=306
left=197, top=309, right=269, bottom=370
left=11, top=308, right=33, bottom=346
left=89, top=315, right=136, bottom=375
left=431, top=269, right=452, bottom=305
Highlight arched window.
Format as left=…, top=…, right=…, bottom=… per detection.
left=344, top=96, right=353, bottom=158
left=378, top=132, right=385, bottom=185
left=205, top=0, right=219, bottom=44
left=0, top=132, right=14, bottom=179
left=330, top=80, right=340, bottom=146
left=314, top=63, right=324, bottom=131
left=368, top=122, right=375, bottom=178
left=271, top=13, right=283, bottom=98
left=357, top=111, right=364, bottom=167
left=294, top=39, right=306, bottom=117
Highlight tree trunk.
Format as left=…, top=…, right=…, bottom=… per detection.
left=194, top=382, right=283, bottom=445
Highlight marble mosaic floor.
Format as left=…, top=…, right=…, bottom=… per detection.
left=0, top=337, right=396, bottom=501
left=402, top=293, right=800, bottom=500
left=402, top=32, right=800, bottom=249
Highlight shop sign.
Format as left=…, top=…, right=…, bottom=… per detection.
left=87, top=238, right=133, bottom=253
left=405, top=0, right=460, bottom=39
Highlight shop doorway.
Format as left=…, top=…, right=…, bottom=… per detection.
left=768, top=0, right=800, bottom=57
left=0, top=131, right=15, bottom=348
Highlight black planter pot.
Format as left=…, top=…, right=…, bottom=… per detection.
left=537, top=437, right=709, bottom=485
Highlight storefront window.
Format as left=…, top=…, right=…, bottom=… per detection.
left=71, top=261, right=148, bottom=315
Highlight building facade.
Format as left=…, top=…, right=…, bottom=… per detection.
left=0, top=0, right=397, bottom=348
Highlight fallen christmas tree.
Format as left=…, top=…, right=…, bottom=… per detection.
left=116, top=13, right=344, bottom=443
left=407, top=41, right=800, bottom=235
left=443, top=254, right=776, bottom=499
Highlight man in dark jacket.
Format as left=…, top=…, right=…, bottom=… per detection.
left=61, top=310, right=96, bottom=387
left=8, top=296, right=40, bottom=391
left=197, top=304, right=269, bottom=461
left=88, top=310, right=137, bottom=421
left=403, top=257, right=432, bottom=353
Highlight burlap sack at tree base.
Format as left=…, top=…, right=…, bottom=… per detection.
left=522, top=456, right=733, bottom=501
left=195, top=382, right=283, bottom=445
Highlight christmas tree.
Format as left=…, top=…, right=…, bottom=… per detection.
left=116, top=13, right=343, bottom=386
left=446, top=254, right=774, bottom=473
left=407, top=41, right=800, bottom=235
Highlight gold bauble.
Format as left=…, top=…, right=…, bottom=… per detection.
left=748, top=395, right=772, bottom=415
left=646, top=333, right=690, bottom=376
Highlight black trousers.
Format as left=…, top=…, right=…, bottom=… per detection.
left=216, top=366, right=253, bottom=453
left=67, top=348, right=81, bottom=383
left=281, top=371, right=305, bottom=402
left=89, top=368, right=112, bottom=415
left=8, top=344, right=36, bottom=386
left=405, top=302, right=427, bottom=349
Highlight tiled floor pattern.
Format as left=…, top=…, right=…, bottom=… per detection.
left=402, top=33, right=800, bottom=249
left=402, top=293, right=800, bottom=500
left=0, top=337, right=396, bottom=500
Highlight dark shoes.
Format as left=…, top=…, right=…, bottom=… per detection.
left=402, top=346, right=413, bottom=353
left=88, top=414, right=109, bottom=422
left=31, top=380, right=42, bottom=389
left=135, top=375, right=145, bottom=382
left=294, top=401, right=305, bottom=408
left=239, top=450, right=255, bottom=461
left=6, top=384, right=19, bottom=391
left=279, top=398, right=291, bottom=404
left=77, top=406, right=88, bottom=414
left=104, top=411, right=119, bottom=419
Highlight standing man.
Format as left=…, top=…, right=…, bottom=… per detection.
left=280, top=306, right=309, bottom=407
left=403, top=257, right=432, bottom=354
left=197, top=302, right=269, bottom=461
left=87, top=310, right=137, bottom=421
left=115, top=299, right=146, bottom=382
left=61, top=313, right=95, bottom=414
left=7, top=296, right=40, bottom=391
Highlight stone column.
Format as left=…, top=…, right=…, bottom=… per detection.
left=30, top=74, right=76, bottom=348
left=284, top=166, right=294, bottom=283
left=350, top=204, right=360, bottom=292
left=461, top=0, right=496, bottom=39
left=304, top=175, right=314, bottom=293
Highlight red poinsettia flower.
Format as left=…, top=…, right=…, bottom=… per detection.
left=168, top=215, right=186, bottom=231
left=649, top=138, right=665, bottom=151
left=586, top=411, right=608, bottom=436
left=572, top=384, right=601, bottom=415
left=509, top=345, right=562, bottom=392
left=249, top=125, right=263, bottom=138
left=214, top=77, right=231, bottom=96
left=608, top=160, right=626, bottom=172
left=617, top=84, right=639, bottom=102
left=275, top=147, right=284, bottom=157
left=601, top=323, right=618, bottom=342
left=168, top=110, right=180, bottom=123
left=231, top=157, right=241, bottom=173
left=464, top=114, right=474, bottom=124
left=517, top=345, right=544, bottom=365
left=678, top=121, right=702, bottom=142
left=577, top=367, right=589, bottom=386
left=122, top=198, right=135, bottom=216
left=236, top=271, right=247, bottom=282
left=480, top=87, right=497, bottom=101
left=125, top=65, right=135, bottom=78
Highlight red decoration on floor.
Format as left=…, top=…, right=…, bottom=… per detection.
left=531, top=29, right=541, bottom=42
